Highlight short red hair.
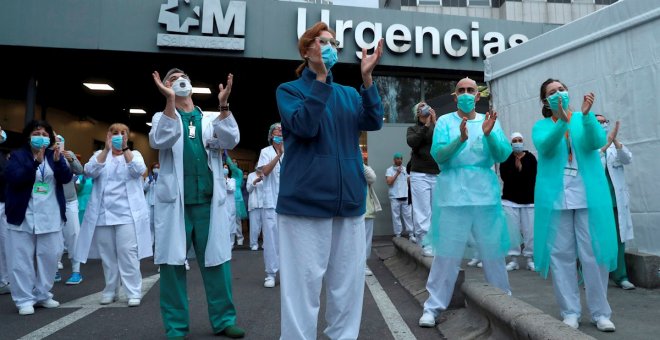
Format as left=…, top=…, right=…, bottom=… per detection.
left=295, top=22, right=336, bottom=77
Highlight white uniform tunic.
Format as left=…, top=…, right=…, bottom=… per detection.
left=385, top=165, right=413, bottom=236
left=246, top=171, right=266, bottom=249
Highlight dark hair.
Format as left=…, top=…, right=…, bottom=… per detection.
left=22, top=120, right=55, bottom=148
left=539, top=78, right=568, bottom=118
left=295, top=22, right=336, bottom=77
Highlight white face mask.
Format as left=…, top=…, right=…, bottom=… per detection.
left=152, top=169, right=160, bottom=175
left=172, top=77, right=192, bottom=97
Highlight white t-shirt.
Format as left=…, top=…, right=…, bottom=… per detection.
left=385, top=165, right=409, bottom=199
left=97, top=155, right=133, bottom=226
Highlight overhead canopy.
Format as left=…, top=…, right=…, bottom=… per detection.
left=484, top=0, right=660, bottom=255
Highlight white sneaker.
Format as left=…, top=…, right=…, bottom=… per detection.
left=250, top=245, right=259, bottom=251
left=184, top=260, right=190, bottom=271
left=237, top=239, right=244, bottom=246
left=409, top=235, right=417, bottom=243
left=618, top=280, right=635, bottom=290
left=505, top=261, right=519, bottom=271
left=264, top=277, right=275, bottom=288
left=0, top=282, right=10, bottom=295
left=476, top=261, right=483, bottom=268
left=36, top=298, right=60, bottom=308
left=562, top=315, right=579, bottom=329
left=19, top=305, right=35, bottom=315
left=466, top=259, right=480, bottom=267
left=526, top=261, right=536, bottom=271
left=100, top=296, right=117, bottom=305
left=58, top=261, right=64, bottom=270
left=418, top=312, right=436, bottom=327
left=422, top=247, right=434, bottom=257
left=592, top=317, right=615, bottom=332
left=128, top=298, right=141, bottom=307
left=365, top=268, right=373, bottom=276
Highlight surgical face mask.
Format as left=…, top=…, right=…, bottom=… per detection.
left=457, top=93, right=476, bottom=113
left=601, top=122, right=609, bottom=133
left=321, top=44, right=338, bottom=70
left=152, top=169, right=160, bottom=175
left=546, top=91, right=569, bottom=112
left=0, top=130, right=7, bottom=144
left=30, top=135, right=50, bottom=149
left=172, top=77, right=192, bottom=97
left=272, top=136, right=283, bottom=144
left=512, top=142, right=524, bottom=153
left=111, top=135, right=124, bottom=150
left=223, top=168, right=229, bottom=176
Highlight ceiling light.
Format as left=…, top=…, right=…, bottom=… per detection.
left=192, top=87, right=211, bottom=94
left=130, top=109, right=147, bottom=114
left=83, top=83, right=114, bottom=91
left=146, top=122, right=152, bottom=127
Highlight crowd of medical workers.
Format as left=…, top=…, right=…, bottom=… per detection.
left=0, top=20, right=642, bottom=339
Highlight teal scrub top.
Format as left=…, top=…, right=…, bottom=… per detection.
left=178, top=107, right=213, bottom=205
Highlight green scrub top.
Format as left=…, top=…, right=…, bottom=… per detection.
left=178, top=107, right=213, bottom=205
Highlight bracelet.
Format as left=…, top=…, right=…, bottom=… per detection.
left=122, top=147, right=130, bottom=151
left=219, top=103, right=229, bottom=111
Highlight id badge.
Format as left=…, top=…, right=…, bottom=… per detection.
left=188, top=124, right=196, bottom=139
left=564, top=167, right=578, bottom=177
left=33, top=182, right=50, bottom=195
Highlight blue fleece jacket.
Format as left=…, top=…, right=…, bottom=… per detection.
left=275, top=68, right=384, bottom=218
left=5, top=146, right=72, bottom=226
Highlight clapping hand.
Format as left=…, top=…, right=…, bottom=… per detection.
left=152, top=71, right=175, bottom=99
left=460, top=117, right=468, bottom=142
left=483, top=111, right=498, bottom=136
left=581, top=92, right=595, bottom=115
left=218, top=73, right=233, bottom=106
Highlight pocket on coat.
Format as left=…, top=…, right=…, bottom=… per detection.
left=156, top=176, right=178, bottom=203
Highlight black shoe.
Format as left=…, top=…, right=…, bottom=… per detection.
left=216, top=325, right=245, bottom=338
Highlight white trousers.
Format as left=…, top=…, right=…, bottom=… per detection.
left=60, top=200, right=81, bottom=272
left=550, top=209, right=611, bottom=320
left=231, top=217, right=244, bottom=244
left=249, top=208, right=264, bottom=248
left=410, top=172, right=436, bottom=241
left=263, top=208, right=279, bottom=277
left=279, top=214, right=365, bottom=340
left=424, top=255, right=510, bottom=316
left=389, top=198, right=413, bottom=236
left=0, top=203, right=9, bottom=284
left=504, top=205, right=534, bottom=258
left=149, top=205, right=155, bottom=245
left=365, top=218, right=374, bottom=262
left=94, top=224, right=142, bottom=299
left=7, top=229, right=63, bottom=308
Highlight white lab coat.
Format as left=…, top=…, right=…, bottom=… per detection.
left=246, top=171, right=265, bottom=211
left=601, top=144, right=634, bottom=242
left=149, top=109, right=239, bottom=267
left=74, top=150, right=152, bottom=262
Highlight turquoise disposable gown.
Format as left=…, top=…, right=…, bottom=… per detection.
left=226, top=157, right=248, bottom=220
left=532, top=111, right=618, bottom=278
left=425, top=112, right=513, bottom=259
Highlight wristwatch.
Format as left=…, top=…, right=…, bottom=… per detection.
left=219, top=103, right=229, bottom=112
left=122, top=147, right=130, bottom=151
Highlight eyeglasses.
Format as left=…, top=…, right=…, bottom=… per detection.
left=316, top=36, right=340, bottom=49
left=598, top=119, right=610, bottom=124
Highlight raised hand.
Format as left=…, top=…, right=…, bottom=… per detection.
left=104, top=131, right=113, bottom=151
left=152, top=71, right=175, bottom=99
left=608, top=120, right=620, bottom=143
left=483, top=111, right=498, bottom=136
left=581, top=92, right=595, bottom=115
left=460, top=117, right=468, bottom=141
left=35, top=147, right=45, bottom=163
left=53, top=145, right=61, bottom=162
left=554, top=96, right=569, bottom=122
left=306, top=39, right=328, bottom=81
left=360, top=38, right=384, bottom=88
left=218, top=73, right=233, bottom=106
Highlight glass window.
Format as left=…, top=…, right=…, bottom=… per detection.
left=417, top=0, right=440, bottom=5
left=468, top=0, right=491, bottom=6
left=442, top=0, right=468, bottom=6
left=374, top=76, right=421, bottom=124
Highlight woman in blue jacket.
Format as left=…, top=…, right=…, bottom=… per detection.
left=5, top=120, right=72, bottom=316
left=275, top=21, right=384, bottom=340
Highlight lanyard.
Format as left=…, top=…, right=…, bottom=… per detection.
left=552, top=111, right=574, bottom=163
left=38, top=163, right=46, bottom=183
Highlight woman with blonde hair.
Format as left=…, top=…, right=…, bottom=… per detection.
left=74, top=123, right=152, bottom=307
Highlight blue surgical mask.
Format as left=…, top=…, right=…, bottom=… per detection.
left=457, top=93, right=476, bottom=113
left=223, top=168, right=229, bottom=176
left=272, top=136, right=283, bottom=144
left=546, top=91, right=569, bottom=112
left=512, top=142, right=524, bottom=153
left=0, top=130, right=6, bottom=144
left=321, top=44, right=338, bottom=70
left=111, top=135, right=123, bottom=150
left=30, top=136, right=50, bottom=149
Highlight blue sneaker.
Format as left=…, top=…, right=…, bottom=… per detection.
left=66, top=272, right=83, bottom=285
left=54, top=271, right=62, bottom=283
